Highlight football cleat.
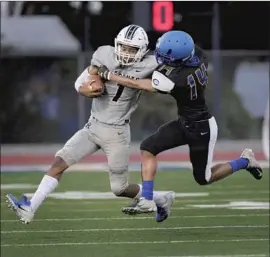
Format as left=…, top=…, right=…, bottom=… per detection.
left=6, top=194, right=34, bottom=224
left=241, top=148, right=263, bottom=180
left=122, top=197, right=157, bottom=215
left=122, top=198, right=139, bottom=215
left=155, top=191, right=175, bottom=223
left=6, top=194, right=19, bottom=211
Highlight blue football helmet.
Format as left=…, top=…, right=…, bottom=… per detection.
left=155, top=30, right=195, bottom=67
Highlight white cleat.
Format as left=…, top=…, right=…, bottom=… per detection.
left=17, top=205, right=35, bottom=224
left=122, top=197, right=157, bottom=215
left=5, top=194, right=35, bottom=224
left=240, top=148, right=263, bottom=180
left=155, top=191, right=176, bottom=223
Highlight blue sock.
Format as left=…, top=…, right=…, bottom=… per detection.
left=142, top=181, right=154, bottom=200
left=229, top=158, right=249, bottom=173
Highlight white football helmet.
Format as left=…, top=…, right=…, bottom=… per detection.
left=115, top=25, right=149, bottom=66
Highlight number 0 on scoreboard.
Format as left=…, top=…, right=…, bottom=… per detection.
left=152, top=1, right=174, bottom=32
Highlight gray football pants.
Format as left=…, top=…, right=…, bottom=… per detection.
left=55, top=117, right=131, bottom=195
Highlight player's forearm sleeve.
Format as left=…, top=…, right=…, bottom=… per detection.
left=74, top=68, right=89, bottom=92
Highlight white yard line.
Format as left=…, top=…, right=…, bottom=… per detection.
left=49, top=208, right=134, bottom=212
left=212, top=191, right=269, bottom=195
left=1, top=225, right=268, bottom=234
left=2, top=206, right=269, bottom=212
left=1, top=199, right=269, bottom=207
left=2, top=198, right=268, bottom=205
left=1, top=238, right=268, bottom=247
left=1, top=213, right=269, bottom=223
left=45, top=207, right=187, bottom=212
left=173, top=199, right=270, bottom=203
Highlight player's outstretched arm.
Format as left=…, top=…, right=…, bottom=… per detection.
left=110, top=73, right=156, bottom=92
left=96, top=65, right=156, bottom=92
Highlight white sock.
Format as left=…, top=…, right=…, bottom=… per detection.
left=30, top=175, right=58, bottom=212
left=134, top=184, right=166, bottom=206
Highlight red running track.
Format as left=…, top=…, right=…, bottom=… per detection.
left=1, top=151, right=266, bottom=165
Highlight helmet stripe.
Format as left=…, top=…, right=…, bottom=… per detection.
left=124, top=25, right=135, bottom=39
left=125, top=25, right=139, bottom=40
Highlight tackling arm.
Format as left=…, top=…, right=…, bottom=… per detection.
left=97, top=65, right=175, bottom=94
left=109, top=73, right=156, bottom=92
left=110, top=70, right=175, bottom=94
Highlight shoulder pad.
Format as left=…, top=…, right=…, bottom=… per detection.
left=91, top=45, right=114, bottom=66
left=151, top=71, right=175, bottom=93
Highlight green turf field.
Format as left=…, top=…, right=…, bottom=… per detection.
left=1, top=170, right=269, bottom=257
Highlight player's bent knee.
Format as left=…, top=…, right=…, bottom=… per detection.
left=110, top=181, right=128, bottom=196
left=109, top=169, right=129, bottom=196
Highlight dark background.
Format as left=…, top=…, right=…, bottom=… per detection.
left=1, top=1, right=269, bottom=143
left=19, top=1, right=270, bottom=50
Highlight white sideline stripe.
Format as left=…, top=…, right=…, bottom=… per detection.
left=147, top=255, right=268, bottom=257
left=1, top=238, right=268, bottom=247
left=1, top=225, right=268, bottom=234
left=1, top=214, right=269, bottom=223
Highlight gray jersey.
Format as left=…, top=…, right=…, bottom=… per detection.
left=89, top=45, right=158, bottom=125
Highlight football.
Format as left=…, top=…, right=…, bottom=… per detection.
left=89, top=74, right=105, bottom=94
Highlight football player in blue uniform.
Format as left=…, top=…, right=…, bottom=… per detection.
left=96, top=30, right=263, bottom=222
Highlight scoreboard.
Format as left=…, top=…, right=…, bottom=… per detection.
left=152, top=1, right=174, bottom=32
left=90, top=1, right=268, bottom=50
left=147, top=1, right=212, bottom=49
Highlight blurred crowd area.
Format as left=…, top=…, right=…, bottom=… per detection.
left=1, top=52, right=268, bottom=143
left=0, top=57, right=78, bottom=143
left=1, top=2, right=269, bottom=144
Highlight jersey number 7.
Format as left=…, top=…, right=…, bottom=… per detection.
left=187, top=63, right=208, bottom=100
left=113, top=84, right=124, bottom=102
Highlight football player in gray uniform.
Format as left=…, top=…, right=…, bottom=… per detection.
left=6, top=25, right=175, bottom=224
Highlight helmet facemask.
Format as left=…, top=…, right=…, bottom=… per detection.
left=115, top=40, right=144, bottom=66
left=114, top=25, right=149, bottom=66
